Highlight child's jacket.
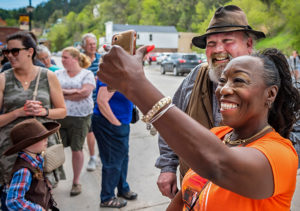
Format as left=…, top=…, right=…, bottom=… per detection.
left=7, top=152, right=55, bottom=210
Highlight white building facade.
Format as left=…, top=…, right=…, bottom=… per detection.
left=103, top=21, right=178, bottom=52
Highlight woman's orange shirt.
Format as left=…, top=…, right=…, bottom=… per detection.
left=182, top=126, right=298, bottom=211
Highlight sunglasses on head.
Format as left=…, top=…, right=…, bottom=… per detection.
left=2, top=48, right=29, bottom=57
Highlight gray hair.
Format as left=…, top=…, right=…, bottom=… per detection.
left=36, top=45, right=51, bottom=56
left=244, top=31, right=257, bottom=48
left=81, top=33, right=97, bottom=47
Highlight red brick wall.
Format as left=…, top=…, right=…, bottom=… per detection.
left=0, top=27, right=23, bottom=45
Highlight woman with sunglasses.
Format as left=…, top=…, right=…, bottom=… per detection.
left=0, top=32, right=46, bottom=73
left=98, top=46, right=300, bottom=210
left=0, top=31, right=66, bottom=210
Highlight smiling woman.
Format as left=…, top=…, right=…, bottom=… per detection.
left=0, top=31, right=66, bottom=210
left=170, top=48, right=300, bottom=210
left=216, top=56, right=270, bottom=129
left=97, top=44, right=300, bottom=211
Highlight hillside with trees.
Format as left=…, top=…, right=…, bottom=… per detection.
left=0, top=0, right=299, bottom=54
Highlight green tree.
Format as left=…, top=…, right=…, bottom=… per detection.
left=38, top=0, right=299, bottom=52
left=140, top=0, right=162, bottom=25
left=47, top=23, right=68, bottom=52
left=5, top=18, right=18, bottom=26
left=280, top=0, right=300, bottom=49
left=176, top=0, right=199, bottom=31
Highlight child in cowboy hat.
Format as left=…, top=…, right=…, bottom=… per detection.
left=3, top=119, right=60, bottom=211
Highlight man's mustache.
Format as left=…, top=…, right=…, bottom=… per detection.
left=209, top=53, right=233, bottom=65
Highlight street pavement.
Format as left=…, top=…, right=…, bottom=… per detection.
left=51, top=59, right=300, bottom=211
left=51, top=61, right=183, bottom=210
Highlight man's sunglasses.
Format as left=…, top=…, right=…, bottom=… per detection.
left=2, top=48, right=29, bottom=57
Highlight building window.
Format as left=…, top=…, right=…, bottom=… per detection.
left=137, top=34, right=140, bottom=39
left=149, top=34, right=152, bottom=41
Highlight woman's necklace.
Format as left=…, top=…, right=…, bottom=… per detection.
left=223, top=125, right=272, bottom=146
left=14, top=67, right=36, bottom=86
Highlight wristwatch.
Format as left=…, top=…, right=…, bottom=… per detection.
left=44, top=107, right=49, bottom=117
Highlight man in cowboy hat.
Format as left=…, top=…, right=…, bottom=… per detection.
left=3, top=119, right=60, bottom=211
left=155, top=5, right=265, bottom=199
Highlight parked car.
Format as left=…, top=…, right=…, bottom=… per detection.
left=160, top=53, right=201, bottom=76
left=156, top=52, right=171, bottom=64
left=196, top=53, right=207, bottom=63
left=147, top=52, right=159, bottom=64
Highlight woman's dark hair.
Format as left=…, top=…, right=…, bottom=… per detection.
left=253, top=48, right=300, bottom=138
left=6, top=31, right=37, bottom=61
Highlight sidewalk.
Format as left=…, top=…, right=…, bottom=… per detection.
left=53, top=121, right=170, bottom=210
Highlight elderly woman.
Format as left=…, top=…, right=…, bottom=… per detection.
left=98, top=46, right=300, bottom=210
left=55, top=47, right=95, bottom=196
left=0, top=31, right=66, bottom=210
left=36, top=45, right=60, bottom=72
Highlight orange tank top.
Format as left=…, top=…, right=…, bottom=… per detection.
left=181, top=126, right=298, bottom=211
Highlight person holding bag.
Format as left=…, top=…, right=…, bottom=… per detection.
left=31, top=69, right=65, bottom=174
left=0, top=31, right=67, bottom=211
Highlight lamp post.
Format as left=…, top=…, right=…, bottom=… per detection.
left=26, top=0, right=34, bottom=31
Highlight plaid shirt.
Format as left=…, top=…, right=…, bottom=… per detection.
left=6, top=152, right=44, bottom=211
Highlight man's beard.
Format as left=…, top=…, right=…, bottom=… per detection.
left=208, top=53, right=233, bottom=83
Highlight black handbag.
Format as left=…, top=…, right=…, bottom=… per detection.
left=131, top=105, right=140, bottom=124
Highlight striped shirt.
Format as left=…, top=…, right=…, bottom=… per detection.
left=6, top=152, right=44, bottom=211
left=86, top=52, right=101, bottom=103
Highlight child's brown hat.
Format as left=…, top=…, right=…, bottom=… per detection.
left=3, top=119, right=60, bottom=156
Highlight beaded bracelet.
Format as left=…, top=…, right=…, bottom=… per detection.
left=149, top=103, right=175, bottom=124
left=145, top=103, right=175, bottom=136
left=142, top=96, right=172, bottom=123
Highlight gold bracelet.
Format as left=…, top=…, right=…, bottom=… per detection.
left=149, top=103, right=175, bottom=124
left=142, top=96, right=172, bottom=123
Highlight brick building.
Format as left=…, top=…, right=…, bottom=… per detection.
left=0, top=27, right=23, bottom=46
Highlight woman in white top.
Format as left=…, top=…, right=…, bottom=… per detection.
left=55, top=47, right=95, bottom=196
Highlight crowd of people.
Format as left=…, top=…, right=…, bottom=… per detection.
left=0, top=4, right=299, bottom=211
left=0, top=30, right=137, bottom=210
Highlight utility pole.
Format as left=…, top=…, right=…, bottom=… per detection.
left=29, top=0, right=32, bottom=31
left=26, top=0, right=34, bottom=31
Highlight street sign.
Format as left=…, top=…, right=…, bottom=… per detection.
left=19, top=15, right=29, bottom=30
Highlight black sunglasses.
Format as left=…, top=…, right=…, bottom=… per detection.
left=2, top=48, right=29, bottom=57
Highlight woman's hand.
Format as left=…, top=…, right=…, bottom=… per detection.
left=98, top=45, right=150, bottom=97
left=23, top=100, right=47, bottom=117
left=112, top=120, right=122, bottom=126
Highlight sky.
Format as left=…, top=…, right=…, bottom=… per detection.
left=0, top=0, right=49, bottom=10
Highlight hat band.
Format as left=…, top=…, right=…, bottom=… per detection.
left=206, top=24, right=252, bottom=32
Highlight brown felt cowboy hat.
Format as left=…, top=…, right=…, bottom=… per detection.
left=3, top=119, right=60, bottom=156
left=192, top=5, right=266, bottom=49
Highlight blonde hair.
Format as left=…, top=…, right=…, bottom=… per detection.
left=63, top=46, right=91, bottom=68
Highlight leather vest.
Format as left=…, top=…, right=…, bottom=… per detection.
left=10, top=157, right=54, bottom=210
left=179, top=64, right=214, bottom=181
